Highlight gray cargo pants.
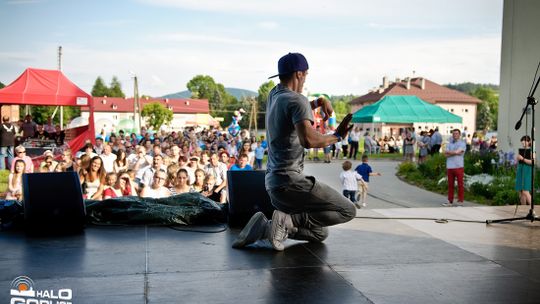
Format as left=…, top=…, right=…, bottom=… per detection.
left=268, top=175, right=356, bottom=242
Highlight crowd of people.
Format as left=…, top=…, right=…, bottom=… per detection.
left=2, top=119, right=269, bottom=203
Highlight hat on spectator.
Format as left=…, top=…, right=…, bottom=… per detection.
left=43, top=150, right=53, bottom=157
left=268, top=52, right=309, bottom=79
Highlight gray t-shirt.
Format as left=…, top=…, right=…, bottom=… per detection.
left=265, top=84, right=313, bottom=190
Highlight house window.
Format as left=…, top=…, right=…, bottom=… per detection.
left=113, top=115, right=118, bottom=120
left=465, top=109, right=468, bottom=113
left=450, top=109, right=454, bottom=112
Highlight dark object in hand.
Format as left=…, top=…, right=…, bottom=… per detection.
left=519, top=148, right=532, bottom=163
left=335, top=113, right=353, bottom=138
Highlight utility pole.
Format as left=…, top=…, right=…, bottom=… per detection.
left=133, top=75, right=141, bottom=133
left=248, top=98, right=258, bottom=136
left=58, top=46, right=64, bottom=129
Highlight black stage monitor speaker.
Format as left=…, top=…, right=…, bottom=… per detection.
left=23, top=171, right=86, bottom=233
left=227, top=170, right=275, bottom=227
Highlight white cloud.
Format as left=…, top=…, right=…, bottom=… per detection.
left=257, top=21, right=279, bottom=30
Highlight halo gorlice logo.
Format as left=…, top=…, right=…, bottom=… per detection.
left=10, top=276, right=73, bottom=304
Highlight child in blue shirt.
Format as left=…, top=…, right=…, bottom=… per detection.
left=254, top=142, right=265, bottom=170
left=354, top=155, right=381, bottom=207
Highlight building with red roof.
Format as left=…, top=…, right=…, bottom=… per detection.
left=350, top=76, right=481, bottom=136
left=81, top=96, right=217, bottom=133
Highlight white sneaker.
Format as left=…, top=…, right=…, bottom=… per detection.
left=361, top=202, right=367, bottom=208
left=442, top=202, right=454, bottom=207
left=269, top=210, right=296, bottom=251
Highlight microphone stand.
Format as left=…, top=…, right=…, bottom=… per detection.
left=487, top=66, right=540, bottom=224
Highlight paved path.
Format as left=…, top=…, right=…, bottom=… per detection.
left=302, top=159, right=478, bottom=208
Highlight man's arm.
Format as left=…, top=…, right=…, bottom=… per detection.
left=295, top=120, right=339, bottom=149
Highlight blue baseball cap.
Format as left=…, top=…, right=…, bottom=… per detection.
left=268, top=52, right=309, bottom=79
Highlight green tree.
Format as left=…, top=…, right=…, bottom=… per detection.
left=91, top=77, right=109, bottom=97
left=108, top=76, right=126, bottom=98
left=472, top=87, right=498, bottom=131
left=186, top=75, right=238, bottom=124
left=27, top=106, right=81, bottom=127
left=0, top=81, right=5, bottom=89
left=331, top=95, right=355, bottom=121
left=141, top=102, right=173, bottom=131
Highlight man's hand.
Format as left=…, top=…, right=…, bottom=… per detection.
left=318, top=97, right=334, bottom=121
left=335, top=113, right=353, bottom=139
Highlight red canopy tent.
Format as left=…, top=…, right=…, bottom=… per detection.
left=0, top=68, right=95, bottom=152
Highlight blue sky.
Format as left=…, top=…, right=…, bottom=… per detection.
left=0, top=0, right=503, bottom=97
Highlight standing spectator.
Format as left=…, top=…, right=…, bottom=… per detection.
left=11, top=145, right=34, bottom=173
left=323, top=127, right=334, bottom=163
left=340, top=160, right=363, bottom=208
left=430, top=128, right=442, bottom=155
left=6, top=159, right=25, bottom=200
left=21, top=114, right=37, bottom=139
left=254, top=142, right=265, bottom=169
left=334, top=136, right=343, bottom=160
left=341, top=134, right=349, bottom=159
left=403, top=132, right=415, bottom=162
left=354, top=154, right=381, bottom=207
left=417, top=131, right=430, bottom=164
left=348, top=127, right=361, bottom=159
left=515, top=135, right=533, bottom=205
left=0, top=116, right=16, bottom=170
left=471, top=132, right=480, bottom=153
left=230, top=154, right=253, bottom=171
left=442, top=129, right=466, bottom=207
left=33, top=124, right=49, bottom=140
left=44, top=117, right=56, bottom=134
left=50, top=125, right=65, bottom=146
left=219, top=151, right=234, bottom=170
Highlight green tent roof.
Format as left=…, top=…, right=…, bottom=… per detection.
left=352, top=95, right=463, bottom=124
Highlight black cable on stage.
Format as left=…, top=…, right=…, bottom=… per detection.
left=354, top=215, right=485, bottom=224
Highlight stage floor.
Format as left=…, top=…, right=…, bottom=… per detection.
left=1, top=205, right=539, bottom=303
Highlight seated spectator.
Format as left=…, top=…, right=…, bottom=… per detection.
left=11, top=145, right=34, bottom=173
left=166, top=163, right=180, bottom=187
left=127, top=146, right=152, bottom=171
left=100, top=144, right=117, bottom=173
left=204, top=152, right=228, bottom=198
left=202, top=174, right=225, bottom=204
left=113, top=149, right=128, bottom=173
left=39, top=155, right=56, bottom=172
left=230, top=154, right=253, bottom=171
left=102, top=173, right=118, bottom=199
left=170, top=168, right=191, bottom=195
left=59, top=149, right=76, bottom=172
left=219, top=151, right=235, bottom=169
left=139, top=169, right=171, bottom=198
left=76, top=143, right=98, bottom=159
left=192, top=168, right=206, bottom=193
left=135, top=154, right=167, bottom=188
left=79, top=156, right=106, bottom=200
left=6, top=159, right=25, bottom=200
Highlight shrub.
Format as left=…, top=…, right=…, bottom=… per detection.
left=493, top=189, right=519, bottom=206
left=397, top=161, right=417, bottom=176
left=417, top=153, right=446, bottom=179
left=470, top=182, right=493, bottom=199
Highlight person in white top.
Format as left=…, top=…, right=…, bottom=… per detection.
left=139, top=169, right=171, bottom=198
left=204, top=152, right=228, bottom=198
left=100, top=144, right=117, bottom=173
left=339, top=160, right=364, bottom=209
left=348, top=127, right=361, bottom=160
left=127, top=146, right=152, bottom=171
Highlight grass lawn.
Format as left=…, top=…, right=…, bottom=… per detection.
left=0, top=170, right=9, bottom=196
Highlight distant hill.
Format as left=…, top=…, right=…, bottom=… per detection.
left=162, top=87, right=257, bottom=100
left=444, top=82, right=499, bottom=94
